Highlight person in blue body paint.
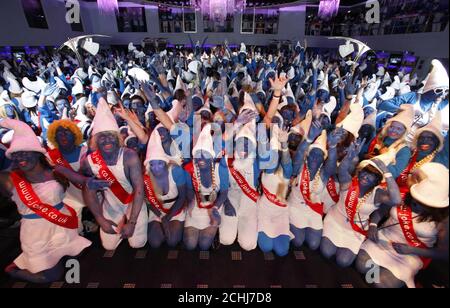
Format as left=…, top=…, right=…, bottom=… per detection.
left=377, top=60, right=449, bottom=138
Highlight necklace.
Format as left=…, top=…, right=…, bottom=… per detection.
left=194, top=161, right=218, bottom=203
left=411, top=150, right=437, bottom=172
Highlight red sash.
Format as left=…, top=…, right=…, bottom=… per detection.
left=397, top=203, right=432, bottom=268
left=90, top=150, right=133, bottom=205
left=184, top=162, right=215, bottom=209
left=11, top=172, right=78, bottom=229
left=262, top=185, right=287, bottom=208
left=326, top=177, right=340, bottom=203
left=143, top=174, right=182, bottom=216
left=300, top=167, right=323, bottom=216
left=368, top=133, right=382, bottom=154
left=47, top=148, right=83, bottom=190
left=344, top=177, right=368, bottom=237
left=228, top=159, right=259, bottom=203
left=397, top=150, right=418, bottom=189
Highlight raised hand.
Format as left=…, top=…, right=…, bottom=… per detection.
left=269, top=74, right=289, bottom=92
left=308, top=119, right=322, bottom=142
left=235, top=109, right=258, bottom=126
left=42, top=83, right=59, bottom=97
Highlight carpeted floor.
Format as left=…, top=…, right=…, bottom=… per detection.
left=0, top=225, right=373, bottom=288
left=0, top=224, right=447, bottom=289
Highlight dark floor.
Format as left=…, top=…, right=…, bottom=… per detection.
left=0, top=224, right=374, bottom=289
left=0, top=223, right=447, bottom=288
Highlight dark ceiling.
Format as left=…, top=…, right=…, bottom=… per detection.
left=100, top=0, right=368, bottom=8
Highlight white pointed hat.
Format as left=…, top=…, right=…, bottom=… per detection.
left=235, top=122, right=257, bottom=145
left=422, top=59, right=449, bottom=94
left=413, top=112, right=444, bottom=152
left=358, top=147, right=398, bottom=181
left=382, top=104, right=414, bottom=137
left=193, top=123, right=216, bottom=157
left=410, top=162, right=449, bottom=208
left=337, top=103, right=364, bottom=138
left=175, top=75, right=187, bottom=92
left=379, top=86, right=396, bottom=101
left=144, top=127, right=170, bottom=168
left=0, top=119, right=46, bottom=158
left=318, top=74, right=329, bottom=93
left=92, top=97, right=119, bottom=135
left=127, top=67, right=150, bottom=83
left=376, top=66, right=385, bottom=77
left=322, top=96, right=337, bottom=120
left=72, top=78, right=84, bottom=96
left=391, top=76, right=401, bottom=90
left=241, top=92, right=257, bottom=113
left=21, top=89, right=38, bottom=108
left=7, top=77, right=23, bottom=95
left=382, top=72, right=392, bottom=85
left=22, top=76, right=46, bottom=94
left=240, top=43, right=247, bottom=55
left=55, top=76, right=68, bottom=92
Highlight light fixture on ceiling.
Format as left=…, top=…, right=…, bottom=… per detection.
left=318, top=0, right=340, bottom=20
left=190, top=0, right=247, bottom=22
left=97, top=0, right=119, bottom=15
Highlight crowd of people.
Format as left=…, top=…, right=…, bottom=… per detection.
left=0, top=38, right=448, bottom=288
left=306, top=0, right=449, bottom=37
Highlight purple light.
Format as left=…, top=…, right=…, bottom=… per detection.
left=318, top=0, right=340, bottom=20
left=191, top=0, right=246, bottom=22
left=97, top=0, right=119, bottom=15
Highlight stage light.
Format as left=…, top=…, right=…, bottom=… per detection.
left=318, top=0, right=340, bottom=20
left=97, top=0, right=119, bottom=15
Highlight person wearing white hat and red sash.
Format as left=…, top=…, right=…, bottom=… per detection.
left=378, top=60, right=449, bottom=141
left=321, top=143, right=403, bottom=268
left=365, top=104, right=414, bottom=179
left=80, top=97, right=148, bottom=250
left=183, top=123, right=230, bottom=251
left=288, top=126, right=343, bottom=250
left=46, top=119, right=88, bottom=234
left=357, top=163, right=449, bottom=288
left=0, top=119, right=92, bottom=283
left=144, top=127, right=188, bottom=249
left=221, top=93, right=260, bottom=251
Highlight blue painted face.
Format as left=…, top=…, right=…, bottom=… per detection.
left=11, top=151, right=40, bottom=172
left=157, top=126, right=171, bottom=143
left=288, top=133, right=302, bottom=152
left=126, top=137, right=139, bottom=152
left=55, top=126, right=76, bottom=151
left=280, top=107, right=295, bottom=127
left=307, top=148, right=325, bottom=172
left=147, top=112, right=158, bottom=130
left=235, top=137, right=256, bottom=159
left=122, top=98, right=131, bottom=109
left=417, top=131, right=439, bottom=153
left=4, top=104, right=17, bottom=119
left=131, top=99, right=146, bottom=125
left=192, top=97, right=203, bottom=112
left=150, top=160, right=167, bottom=177
left=317, top=89, right=330, bottom=103
left=96, top=132, right=120, bottom=155
left=194, top=150, right=213, bottom=171
left=363, top=107, right=375, bottom=118
left=319, top=114, right=331, bottom=130
left=358, top=168, right=380, bottom=189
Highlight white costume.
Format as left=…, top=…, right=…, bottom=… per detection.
left=361, top=206, right=438, bottom=288
left=222, top=156, right=259, bottom=251
left=88, top=148, right=148, bottom=250
left=323, top=186, right=381, bottom=254
left=257, top=170, right=292, bottom=239
left=11, top=180, right=91, bottom=273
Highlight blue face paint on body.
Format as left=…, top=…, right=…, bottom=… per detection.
left=96, top=132, right=120, bottom=155
left=11, top=151, right=40, bottom=172
left=55, top=126, right=76, bottom=152
left=150, top=160, right=167, bottom=177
